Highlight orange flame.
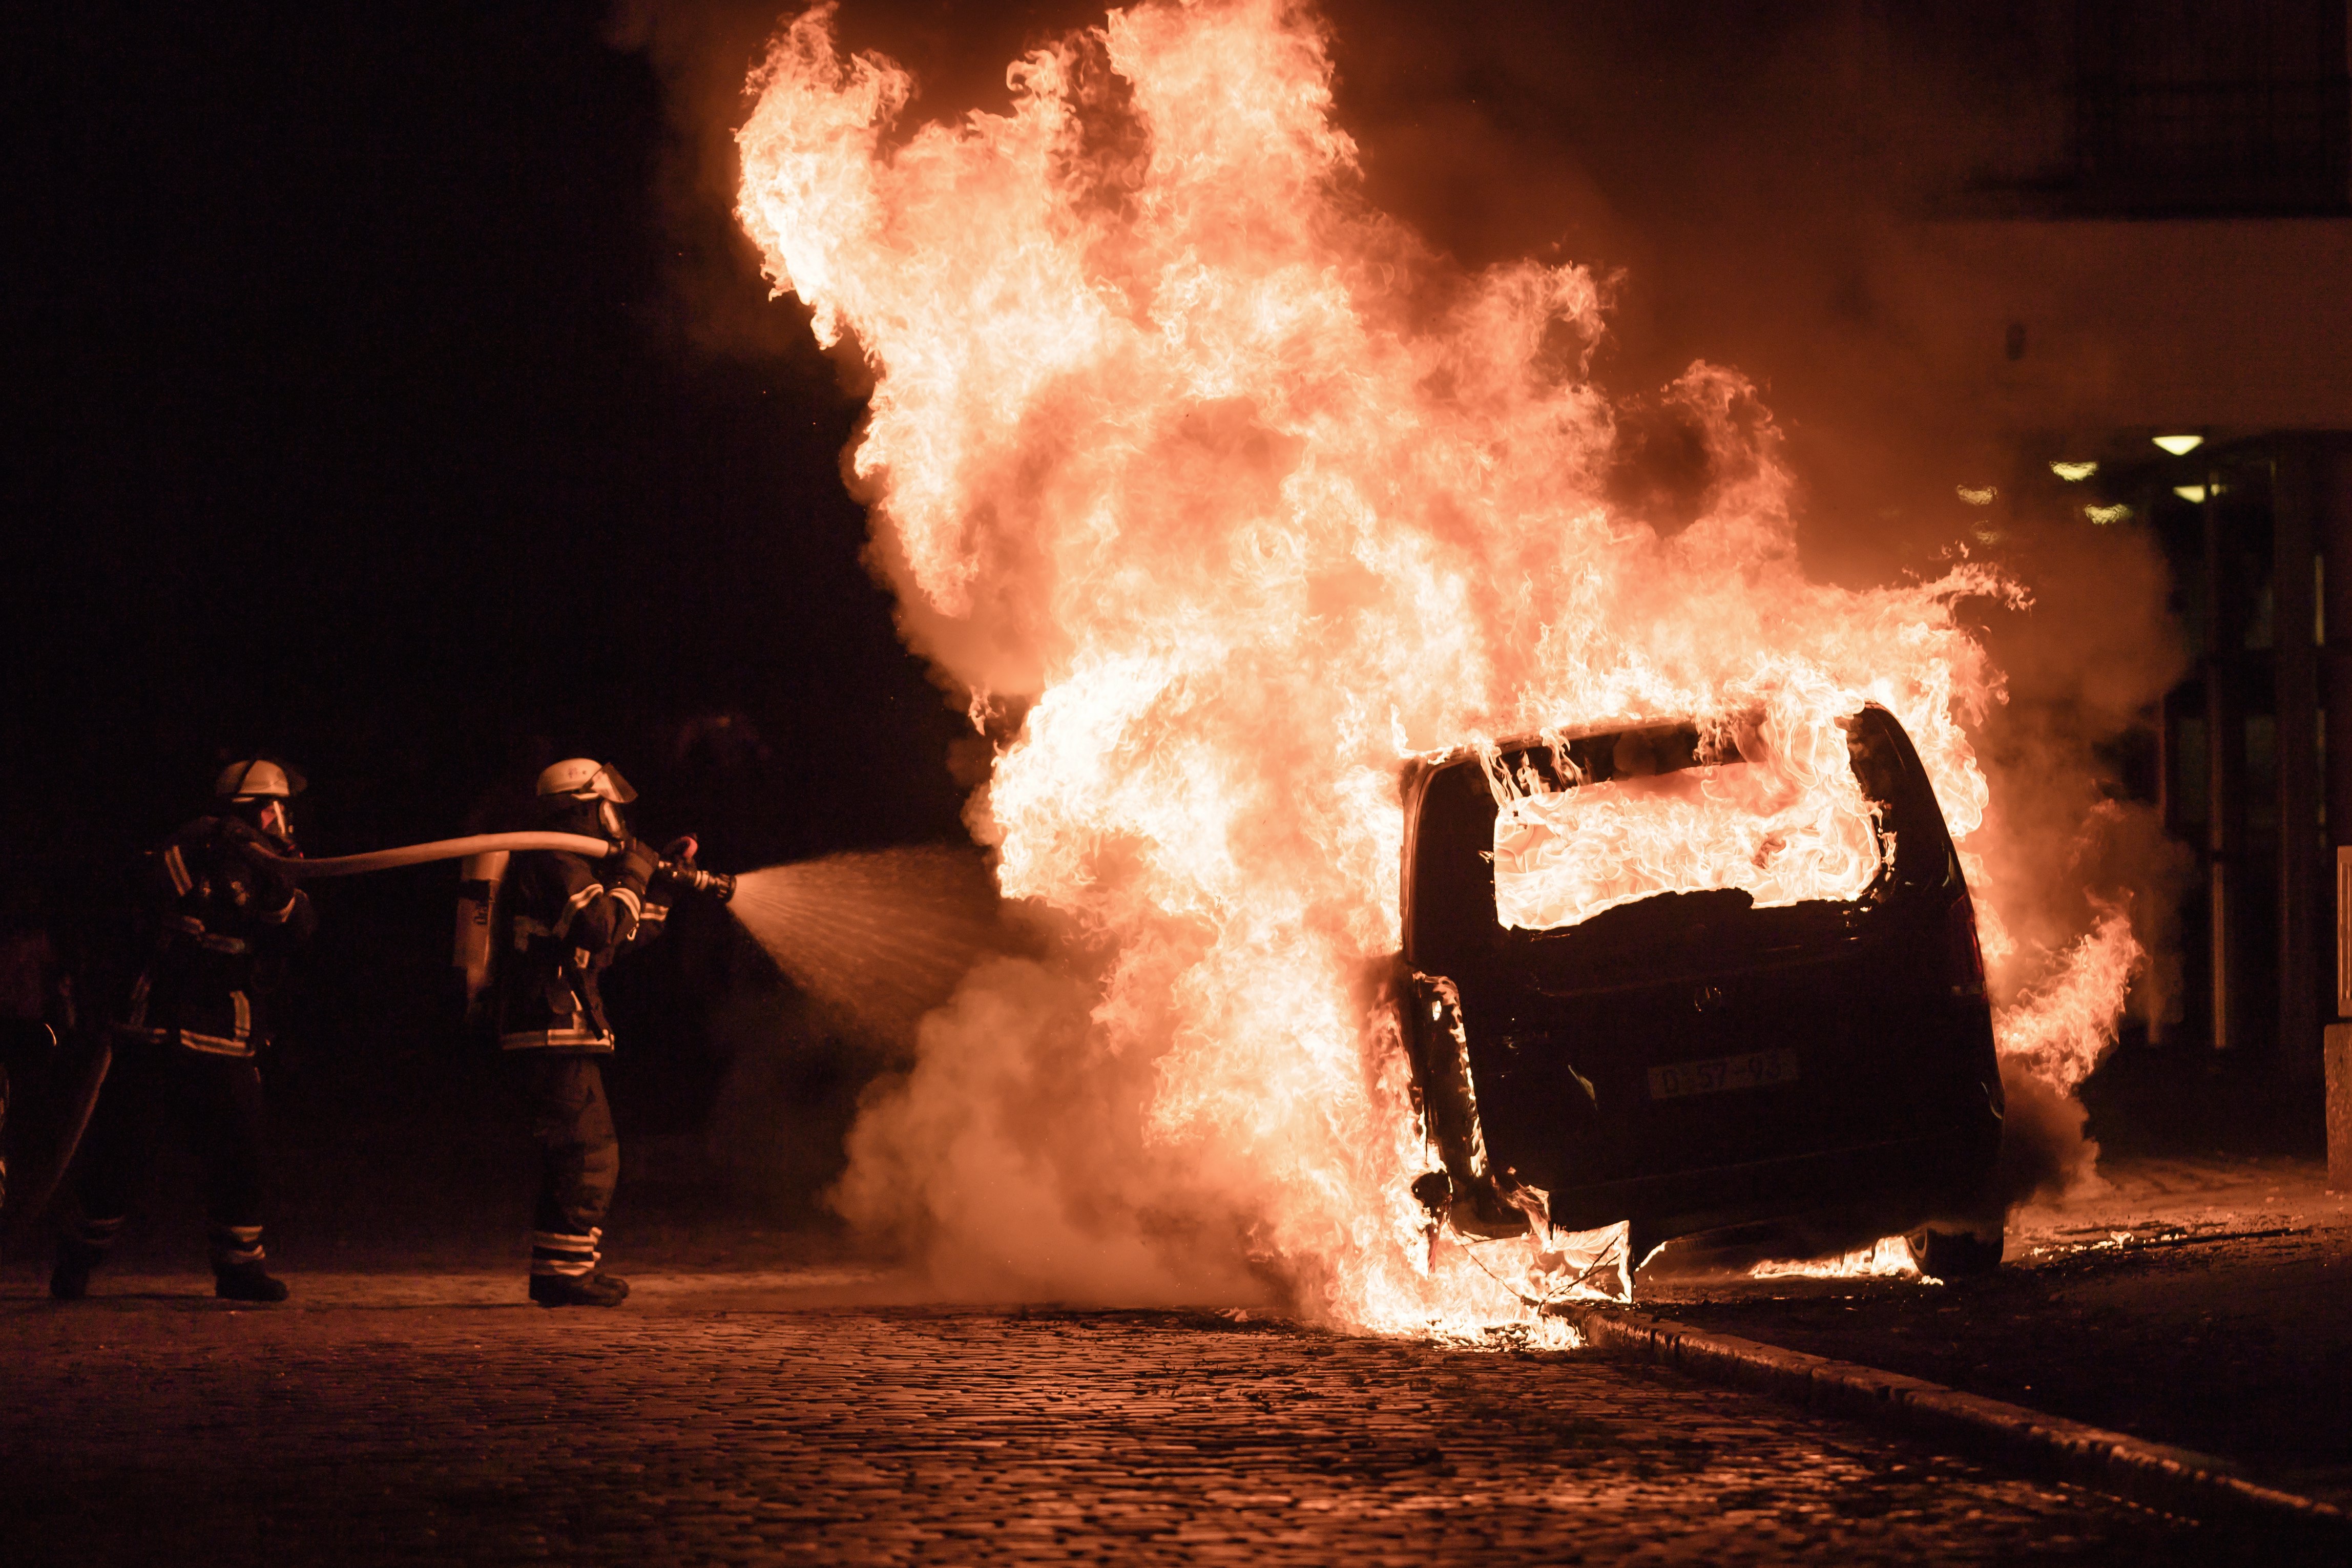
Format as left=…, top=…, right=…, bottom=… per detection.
left=1750, top=1236, right=1929, bottom=1283
left=1994, top=907, right=2146, bottom=1093
left=737, top=0, right=2138, bottom=1329
left=1488, top=685, right=1885, bottom=931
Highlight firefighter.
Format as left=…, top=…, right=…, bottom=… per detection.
left=495, top=757, right=684, bottom=1307
left=52, top=760, right=316, bottom=1302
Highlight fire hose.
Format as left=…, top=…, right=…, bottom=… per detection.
left=262, top=831, right=738, bottom=902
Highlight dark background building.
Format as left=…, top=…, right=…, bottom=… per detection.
left=1891, top=1, right=2351, bottom=1120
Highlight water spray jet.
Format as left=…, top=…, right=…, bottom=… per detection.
left=263, top=833, right=992, bottom=1041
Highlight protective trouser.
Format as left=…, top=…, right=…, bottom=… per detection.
left=509, top=1054, right=618, bottom=1281
left=72, top=1041, right=267, bottom=1270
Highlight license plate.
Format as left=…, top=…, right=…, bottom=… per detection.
left=1647, top=1048, right=1801, bottom=1100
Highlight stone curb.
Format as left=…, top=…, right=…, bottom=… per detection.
left=1556, top=1302, right=2348, bottom=1538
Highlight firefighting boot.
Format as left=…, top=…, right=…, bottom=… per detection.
left=529, top=1270, right=630, bottom=1308
left=50, top=1216, right=125, bottom=1301
left=209, top=1224, right=287, bottom=1302
left=528, top=1226, right=626, bottom=1306
left=213, top=1261, right=289, bottom=1303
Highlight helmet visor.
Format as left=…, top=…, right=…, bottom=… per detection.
left=251, top=798, right=296, bottom=847
left=594, top=764, right=637, bottom=804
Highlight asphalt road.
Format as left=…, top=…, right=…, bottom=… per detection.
left=0, top=1274, right=2223, bottom=1566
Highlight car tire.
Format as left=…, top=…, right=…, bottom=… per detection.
left=1905, top=1225, right=2003, bottom=1279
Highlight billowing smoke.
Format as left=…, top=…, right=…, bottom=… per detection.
left=1969, top=522, right=2192, bottom=1201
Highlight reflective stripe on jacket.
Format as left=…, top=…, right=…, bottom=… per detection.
left=493, top=849, right=667, bottom=1053
left=115, top=816, right=314, bottom=1059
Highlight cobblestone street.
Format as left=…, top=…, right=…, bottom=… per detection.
left=1, top=1271, right=2217, bottom=1565
left=1650, top=1155, right=2352, bottom=1510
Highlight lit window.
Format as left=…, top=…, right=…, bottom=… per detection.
left=1955, top=485, right=1997, bottom=506
left=2085, top=503, right=2132, bottom=525
left=2049, top=460, right=2098, bottom=482
left=2152, top=434, right=2204, bottom=456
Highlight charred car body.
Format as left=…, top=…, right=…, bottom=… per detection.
left=1399, top=703, right=2004, bottom=1276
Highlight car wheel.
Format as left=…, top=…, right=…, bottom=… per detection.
left=1905, top=1225, right=2003, bottom=1278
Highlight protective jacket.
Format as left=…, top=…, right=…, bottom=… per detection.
left=494, top=844, right=668, bottom=1053
left=117, top=816, right=315, bottom=1058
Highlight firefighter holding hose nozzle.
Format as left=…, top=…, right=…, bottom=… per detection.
left=53, top=760, right=315, bottom=1303
left=495, top=758, right=690, bottom=1308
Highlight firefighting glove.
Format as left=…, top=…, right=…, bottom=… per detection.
left=612, top=837, right=660, bottom=897
left=660, top=835, right=699, bottom=868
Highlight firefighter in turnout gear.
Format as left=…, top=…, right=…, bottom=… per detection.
left=496, top=758, right=679, bottom=1308
left=53, top=760, right=316, bottom=1303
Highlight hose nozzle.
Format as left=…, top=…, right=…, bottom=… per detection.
left=658, top=861, right=736, bottom=904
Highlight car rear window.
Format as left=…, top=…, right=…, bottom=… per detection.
left=1403, top=704, right=1949, bottom=982
left=1486, top=713, right=1884, bottom=932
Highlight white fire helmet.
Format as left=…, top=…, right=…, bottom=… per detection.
left=214, top=759, right=305, bottom=801
left=538, top=758, right=636, bottom=841
left=534, top=758, right=638, bottom=804
left=215, top=759, right=303, bottom=845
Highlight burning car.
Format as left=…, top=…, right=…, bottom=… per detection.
left=1399, top=702, right=2005, bottom=1278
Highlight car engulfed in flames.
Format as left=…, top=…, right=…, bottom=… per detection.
left=1399, top=703, right=2005, bottom=1279
left=729, top=0, right=2162, bottom=1328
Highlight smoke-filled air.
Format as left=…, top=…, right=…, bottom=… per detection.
left=732, top=0, right=2148, bottom=1331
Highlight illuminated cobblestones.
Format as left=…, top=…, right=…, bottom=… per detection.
left=0, top=1282, right=2203, bottom=1563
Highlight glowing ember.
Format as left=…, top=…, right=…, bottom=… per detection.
left=735, top=0, right=2144, bottom=1331
left=1750, top=1237, right=1931, bottom=1283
